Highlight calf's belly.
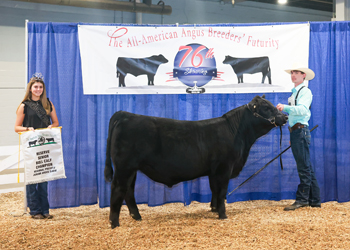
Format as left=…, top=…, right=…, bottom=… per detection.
left=139, top=162, right=210, bottom=187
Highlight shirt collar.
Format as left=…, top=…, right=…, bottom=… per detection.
left=292, top=82, right=305, bottom=94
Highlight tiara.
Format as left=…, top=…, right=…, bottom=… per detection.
left=32, top=72, right=44, bottom=81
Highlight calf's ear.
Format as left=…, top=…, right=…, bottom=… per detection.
left=261, top=94, right=266, bottom=99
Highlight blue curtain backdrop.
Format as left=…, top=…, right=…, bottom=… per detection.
left=27, top=21, right=350, bottom=209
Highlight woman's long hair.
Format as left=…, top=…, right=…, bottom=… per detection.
left=18, top=77, right=51, bottom=115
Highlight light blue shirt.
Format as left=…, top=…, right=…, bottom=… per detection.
left=283, top=82, right=312, bottom=127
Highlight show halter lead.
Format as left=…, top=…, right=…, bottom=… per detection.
left=228, top=124, right=319, bottom=196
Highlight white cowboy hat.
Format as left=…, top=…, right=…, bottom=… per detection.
left=285, top=63, right=315, bottom=81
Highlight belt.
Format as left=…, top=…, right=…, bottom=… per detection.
left=288, top=123, right=306, bottom=133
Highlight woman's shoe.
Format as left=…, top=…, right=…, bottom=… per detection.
left=43, top=214, right=54, bottom=219
left=32, top=214, right=45, bottom=219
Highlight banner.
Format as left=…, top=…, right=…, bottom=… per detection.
left=78, top=23, right=310, bottom=95
left=21, top=127, right=66, bottom=185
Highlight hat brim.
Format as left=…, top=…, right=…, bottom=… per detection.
left=285, top=67, right=315, bottom=81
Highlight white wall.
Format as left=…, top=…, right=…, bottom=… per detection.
left=335, top=0, right=350, bottom=20
left=0, top=145, right=24, bottom=193
left=0, top=0, right=332, bottom=149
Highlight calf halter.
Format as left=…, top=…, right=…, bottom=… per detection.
left=246, top=104, right=277, bottom=127
left=246, top=104, right=284, bottom=170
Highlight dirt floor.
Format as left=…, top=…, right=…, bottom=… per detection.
left=1, top=192, right=350, bottom=250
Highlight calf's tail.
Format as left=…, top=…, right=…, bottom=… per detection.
left=104, top=112, right=120, bottom=182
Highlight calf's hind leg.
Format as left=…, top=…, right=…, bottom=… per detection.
left=124, top=171, right=142, bottom=221
left=109, top=169, right=134, bottom=228
left=109, top=180, right=124, bottom=228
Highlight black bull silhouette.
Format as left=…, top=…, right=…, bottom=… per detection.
left=116, top=54, right=168, bottom=87
left=223, top=56, right=272, bottom=84
left=104, top=95, right=288, bottom=228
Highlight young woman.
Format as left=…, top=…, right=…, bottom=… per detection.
left=15, top=73, right=59, bottom=219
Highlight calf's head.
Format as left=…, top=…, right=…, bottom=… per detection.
left=248, top=95, right=288, bottom=127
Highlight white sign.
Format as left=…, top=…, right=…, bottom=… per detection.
left=78, top=23, right=310, bottom=94
left=21, top=127, right=66, bottom=185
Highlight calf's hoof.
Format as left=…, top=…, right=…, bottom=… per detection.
left=110, top=220, right=120, bottom=229
left=211, top=207, right=218, bottom=213
left=130, top=213, right=142, bottom=221
left=218, top=214, right=228, bottom=220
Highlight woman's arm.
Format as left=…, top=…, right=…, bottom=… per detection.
left=48, top=102, right=59, bottom=128
left=14, top=104, right=34, bottom=132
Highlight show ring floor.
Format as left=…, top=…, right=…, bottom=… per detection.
left=1, top=192, right=350, bottom=249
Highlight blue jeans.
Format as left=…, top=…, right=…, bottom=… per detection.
left=26, top=182, right=50, bottom=215
left=290, top=127, right=321, bottom=205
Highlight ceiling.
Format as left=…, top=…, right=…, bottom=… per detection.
left=245, top=0, right=334, bottom=13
